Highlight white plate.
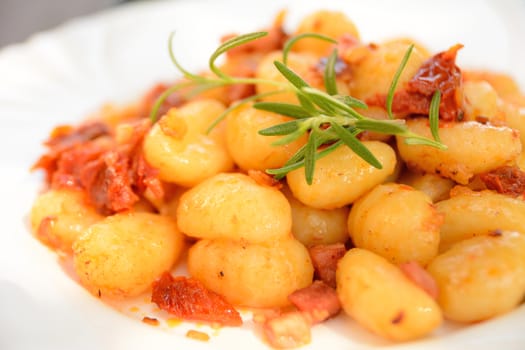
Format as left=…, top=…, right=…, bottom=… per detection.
left=1, top=0, right=524, bottom=349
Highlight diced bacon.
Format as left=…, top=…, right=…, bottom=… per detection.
left=288, top=280, right=341, bottom=323
left=479, top=166, right=525, bottom=199
left=151, top=272, right=242, bottom=327
left=399, top=261, right=439, bottom=300
left=263, top=311, right=312, bottom=349
left=308, top=243, right=346, bottom=288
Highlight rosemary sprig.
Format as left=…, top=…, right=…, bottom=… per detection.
left=151, top=30, right=447, bottom=185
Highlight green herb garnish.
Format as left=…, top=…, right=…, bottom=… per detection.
left=150, top=31, right=447, bottom=185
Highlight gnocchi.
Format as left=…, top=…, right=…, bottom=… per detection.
left=287, top=141, right=397, bottom=209
left=348, top=183, right=442, bottom=266
left=337, top=248, right=443, bottom=341
left=428, top=231, right=525, bottom=322
left=188, top=238, right=313, bottom=308
left=143, top=99, right=234, bottom=187
left=73, top=212, right=184, bottom=298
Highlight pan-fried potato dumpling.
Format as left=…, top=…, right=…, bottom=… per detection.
left=226, top=105, right=307, bottom=171
left=73, top=212, right=184, bottom=298
left=435, top=190, right=525, bottom=252
left=30, top=188, right=103, bottom=253
left=143, top=99, right=234, bottom=187
left=291, top=10, right=360, bottom=57
left=396, top=118, right=522, bottom=184
left=188, top=238, right=313, bottom=308
left=503, top=102, right=525, bottom=146
left=427, top=231, right=525, bottom=323
left=282, top=186, right=349, bottom=247
left=398, top=170, right=455, bottom=203
left=337, top=248, right=442, bottom=341
left=462, top=80, right=502, bottom=123
left=349, top=40, right=429, bottom=104
left=286, top=141, right=396, bottom=209
left=177, top=173, right=292, bottom=243
left=348, top=183, right=442, bottom=266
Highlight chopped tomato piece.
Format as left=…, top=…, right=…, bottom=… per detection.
left=151, top=272, right=242, bottom=327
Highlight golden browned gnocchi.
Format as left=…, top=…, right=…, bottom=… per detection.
left=73, top=212, right=184, bottom=298
left=291, top=10, right=360, bottom=56
left=348, top=183, right=442, bottom=266
left=398, top=170, right=455, bottom=202
left=396, top=118, right=522, bottom=184
left=143, top=99, right=234, bottom=187
left=282, top=186, right=349, bottom=247
left=427, top=231, right=525, bottom=323
left=177, top=172, right=292, bottom=243
left=188, top=238, right=313, bottom=308
left=287, top=141, right=397, bottom=209
left=435, top=189, right=525, bottom=251
left=349, top=40, right=430, bottom=104
left=226, top=104, right=307, bottom=171
left=462, top=80, right=502, bottom=123
left=30, top=188, right=103, bottom=253
left=337, top=248, right=443, bottom=341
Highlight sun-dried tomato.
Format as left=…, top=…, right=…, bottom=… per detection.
left=151, top=272, right=242, bottom=327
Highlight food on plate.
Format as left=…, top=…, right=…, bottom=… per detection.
left=30, top=7, right=525, bottom=349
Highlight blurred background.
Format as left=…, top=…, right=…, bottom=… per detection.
left=0, top=0, right=130, bottom=48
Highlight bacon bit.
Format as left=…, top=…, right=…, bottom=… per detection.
left=479, top=166, right=525, bottom=198
left=252, top=308, right=283, bottom=324
left=369, top=44, right=463, bottom=121
left=186, top=329, right=210, bottom=342
left=288, top=280, right=341, bottom=323
left=151, top=272, right=242, bottom=327
left=142, top=316, right=159, bottom=326
left=263, top=311, right=312, bottom=349
left=391, top=311, right=405, bottom=325
left=399, top=261, right=439, bottom=300
left=308, top=243, right=346, bottom=288
left=248, top=170, right=282, bottom=189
